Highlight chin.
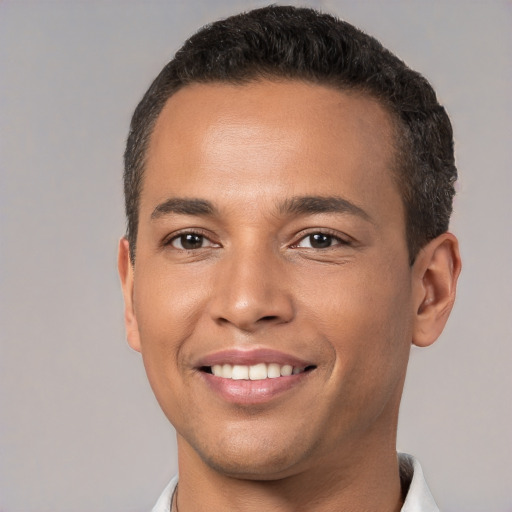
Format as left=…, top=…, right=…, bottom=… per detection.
left=200, top=450, right=300, bottom=481
left=184, top=423, right=316, bottom=480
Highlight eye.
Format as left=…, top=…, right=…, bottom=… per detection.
left=295, top=232, right=347, bottom=249
left=169, top=232, right=218, bottom=250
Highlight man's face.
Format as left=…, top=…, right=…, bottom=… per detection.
left=122, top=80, right=417, bottom=478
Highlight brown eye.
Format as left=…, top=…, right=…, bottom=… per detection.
left=295, top=232, right=349, bottom=249
left=308, top=233, right=333, bottom=248
left=297, top=232, right=334, bottom=249
left=171, top=233, right=207, bottom=250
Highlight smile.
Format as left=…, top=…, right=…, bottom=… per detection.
left=195, top=349, right=317, bottom=403
left=203, top=363, right=313, bottom=380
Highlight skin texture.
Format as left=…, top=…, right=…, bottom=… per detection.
left=119, top=81, right=461, bottom=512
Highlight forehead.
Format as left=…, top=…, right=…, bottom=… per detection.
left=150, top=80, right=396, bottom=158
left=143, top=80, right=401, bottom=223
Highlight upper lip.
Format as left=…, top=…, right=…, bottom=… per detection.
left=195, top=348, right=315, bottom=368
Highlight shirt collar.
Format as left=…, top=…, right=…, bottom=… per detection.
left=399, top=453, right=440, bottom=512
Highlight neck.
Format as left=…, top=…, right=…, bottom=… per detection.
left=174, top=434, right=403, bottom=512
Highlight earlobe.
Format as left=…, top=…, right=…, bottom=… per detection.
left=412, top=233, right=461, bottom=348
left=118, top=237, right=142, bottom=352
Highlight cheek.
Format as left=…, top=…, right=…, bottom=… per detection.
left=300, top=261, right=413, bottom=382
left=134, top=262, right=207, bottom=342
left=302, top=257, right=411, bottom=323
left=131, top=265, right=201, bottom=422
left=131, top=263, right=210, bottom=401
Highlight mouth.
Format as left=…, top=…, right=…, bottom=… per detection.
left=195, top=349, right=317, bottom=404
left=200, top=363, right=316, bottom=381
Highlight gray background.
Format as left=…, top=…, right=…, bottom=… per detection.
left=1, top=1, right=511, bottom=511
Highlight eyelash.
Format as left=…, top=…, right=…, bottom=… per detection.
left=164, top=229, right=351, bottom=251
left=291, top=230, right=352, bottom=249
left=164, top=229, right=219, bottom=251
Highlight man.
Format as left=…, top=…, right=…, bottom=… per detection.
left=118, top=6, right=461, bottom=512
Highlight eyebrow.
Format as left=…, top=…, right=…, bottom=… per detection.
left=150, top=195, right=372, bottom=223
left=279, top=196, right=372, bottom=222
left=151, top=198, right=216, bottom=219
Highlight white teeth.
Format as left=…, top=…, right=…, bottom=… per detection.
left=212, top=364, right=223, bottom=377
left=222, top=363, right=233, bottom=378
left=267, top=363, right=281, bottom=379
left=249, top=363, right=267, bottom=380
left=208, top=363, right=307, bottom=380
left=232, top=365, right=249, bottom=380
left=280, top=364, right=293, bottom=376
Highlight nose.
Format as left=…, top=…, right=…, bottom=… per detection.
left=208, top=245, right=295, bottom=332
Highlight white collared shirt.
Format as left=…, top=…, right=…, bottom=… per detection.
left=399, top=453, right=439, bottom=512
left=152, top=453, right=439, bottom=512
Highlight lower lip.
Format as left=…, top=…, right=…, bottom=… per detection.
left=200, top=371, right=311, bottom=405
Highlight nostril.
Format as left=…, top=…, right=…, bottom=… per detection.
left=259, top=315, right=279, bottom=322
left=212, top=299, right=294, bottom=331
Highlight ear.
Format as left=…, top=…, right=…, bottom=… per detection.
left=411, top=232, right=461, bottom=347
left=118, top=237, right=141, bottom=352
